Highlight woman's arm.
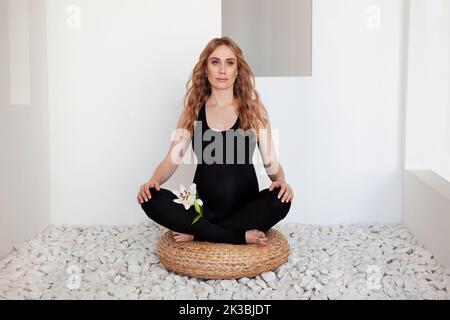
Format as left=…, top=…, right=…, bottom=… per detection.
left=258, top=105, right=282, bottom=179
left=147, top=160, right=177, bottom=186
left=258, top=105, right=294, bottom=203
left=268, top=163, right=286, bottom=183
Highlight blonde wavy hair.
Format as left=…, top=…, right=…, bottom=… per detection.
left=180, top=37, right=268, bottom=141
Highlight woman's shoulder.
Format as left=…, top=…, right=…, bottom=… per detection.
left=176, top=105, right=204, bottom=133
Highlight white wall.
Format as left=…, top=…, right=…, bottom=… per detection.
left=403, top=170, right=450, bottom=267
left=402, top=0, right=450, bottom=268
left=405, top=0, right=450, bottom=180
left=46, top=0, right=405, bottom=226
left=257, top=0, right=405, bottom=224
left=0, top=0, right=51, bottom=258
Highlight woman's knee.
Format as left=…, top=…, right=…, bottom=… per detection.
left=140, top=197, right=155, bottom=216
left=140, top=187, right=173, bottom=215
left=273, top=198, right=291, bottom=220
left=145, top=187, right=174, bottom=203
left=265, top=187, right=291, bottom=220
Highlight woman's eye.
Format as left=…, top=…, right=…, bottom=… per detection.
left=212, top=61, right=234, bottom=65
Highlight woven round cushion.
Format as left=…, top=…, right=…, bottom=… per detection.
left=156, top=229, right=290, bottom=280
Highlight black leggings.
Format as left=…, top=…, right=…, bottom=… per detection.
left=140, top=186, right=291, bottom=244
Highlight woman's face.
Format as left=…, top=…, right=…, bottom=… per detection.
left=205, top=45, right=238, bottom=90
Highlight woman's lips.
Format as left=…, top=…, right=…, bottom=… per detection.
left=217, top=78, right=228, bottom=81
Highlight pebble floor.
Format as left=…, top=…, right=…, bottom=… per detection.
left=0, top=222, right=449, bottom=300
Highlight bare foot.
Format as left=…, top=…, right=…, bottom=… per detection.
left=245, top=229, right=268, bottom=246
left=171, top=230, right=194, bottom=243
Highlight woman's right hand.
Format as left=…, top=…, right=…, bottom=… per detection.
left=137, top=180, right=160, bottom=204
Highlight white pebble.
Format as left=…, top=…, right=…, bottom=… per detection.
left=0, top=222, right=446, bottom=300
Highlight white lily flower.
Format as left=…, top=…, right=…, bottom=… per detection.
left=172, top=183, right=202, bottom=210
left=172, top=183, right=204, bottom=224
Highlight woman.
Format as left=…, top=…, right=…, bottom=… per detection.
left=137, top=37, right=294, bottom=246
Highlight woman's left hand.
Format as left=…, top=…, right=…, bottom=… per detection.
left=269, top=180, right=294, bottom=203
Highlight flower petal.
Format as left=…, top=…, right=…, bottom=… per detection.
left=189, top=183, right=197, bottom=194
left=180, top=184, right=187, bottom=193
left=183, top=203, right=191, bottom=210
left=196, top=199, right=203, bottom=206
left=173, top=199, right=183, bottom=204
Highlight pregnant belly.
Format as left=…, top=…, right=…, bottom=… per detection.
left=193, top=164, right=259, bottom=214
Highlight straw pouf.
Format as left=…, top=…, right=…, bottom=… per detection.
left=156, top=228, right=290, bottom=280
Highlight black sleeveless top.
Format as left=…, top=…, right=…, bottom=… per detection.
left=192, top=104, right=259, bottom=215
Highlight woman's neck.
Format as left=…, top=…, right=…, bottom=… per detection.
left=208, top=89, right=234, bottom=108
